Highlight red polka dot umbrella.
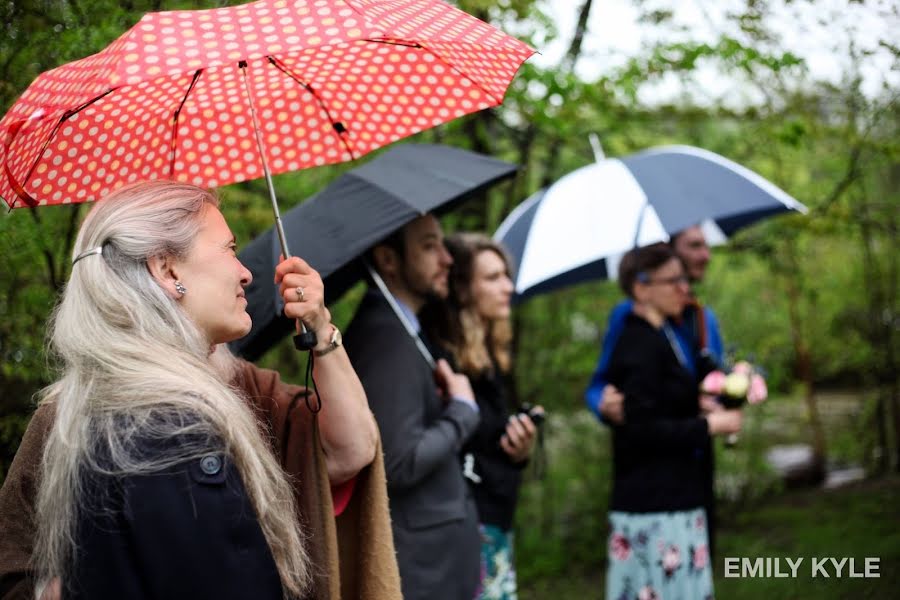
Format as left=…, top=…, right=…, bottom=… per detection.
left=1, top=0, right=533, bottom=215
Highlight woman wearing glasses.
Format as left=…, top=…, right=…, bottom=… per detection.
left=604, top=243, right=741, bottom=600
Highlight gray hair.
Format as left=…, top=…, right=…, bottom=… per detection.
left=34, top=181, right=310, bottom=597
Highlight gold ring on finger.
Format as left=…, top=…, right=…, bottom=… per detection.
left=296, top=286, right=305, bottom=302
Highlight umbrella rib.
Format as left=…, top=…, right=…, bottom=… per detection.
left=4, top=117, right=42, bottom=209
left=58, top=88, right=117, bottom=122
left=370, top=39, right=506, bottom=106
left=169, top=69, right=203, bottom=178
left=633, top=201, right=648, bottom=248
left=8, top=88, right=116, bottom=208
left=364, top=38, right=420, bottom=48
left=267, top=56, right=356, bottom=160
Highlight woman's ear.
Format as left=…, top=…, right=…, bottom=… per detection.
left=147, top=255, right=181, bottom=299
left=632, top=281, right=649, bottom=304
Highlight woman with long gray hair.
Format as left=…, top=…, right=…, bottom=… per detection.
left=0, top=181, right=395, bottom=599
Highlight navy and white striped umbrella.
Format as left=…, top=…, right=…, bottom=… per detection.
left=495, top=145, right=807, bottom=299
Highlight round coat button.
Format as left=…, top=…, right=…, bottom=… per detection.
left=200, top=455, right=222, bottom=475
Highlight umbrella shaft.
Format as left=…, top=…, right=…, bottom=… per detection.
left=239, top=61, right=291, bottom=260
left=274, top=213, right=290, bottom=260
left=238, top=61, right=314, bottom=345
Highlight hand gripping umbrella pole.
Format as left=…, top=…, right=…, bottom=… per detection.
left=239, top=61, right=316, bottom=351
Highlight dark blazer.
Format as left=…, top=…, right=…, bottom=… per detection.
left=606, top=312, right=711, bottom=513
left=344, top=291, right=480, bottom=600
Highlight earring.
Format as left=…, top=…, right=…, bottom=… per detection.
left=174, top=281, right=187, bottom=296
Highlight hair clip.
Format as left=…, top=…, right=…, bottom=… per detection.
left=72, top=246, right=103, bottom=265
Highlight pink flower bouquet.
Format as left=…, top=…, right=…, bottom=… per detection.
left=700, top=360, right=768, bottom=409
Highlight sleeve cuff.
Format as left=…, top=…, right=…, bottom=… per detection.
left=451, top=396, right=479, bottom=413
left=331, top=476, right=357, bottom=517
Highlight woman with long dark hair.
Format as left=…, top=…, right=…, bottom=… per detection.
left=422, top=232, right=541, bottom=599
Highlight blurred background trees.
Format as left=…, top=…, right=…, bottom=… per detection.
left=2, top=0, right=897, bottom=595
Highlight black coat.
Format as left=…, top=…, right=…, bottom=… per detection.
left=606, top=312, right=711, bottom=513
left=70, top=447, right=282, bottom=600
left=344, top=291, right=480, bottom=600
left=461, top=368, right=525, bottom=531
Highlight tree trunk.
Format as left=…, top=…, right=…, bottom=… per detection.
left=856, top=194, right=894, bottom=473
left=782, top=242, right=827, bottom=482
left=892, top=380, right=900, bottom=474
left=539, top=0, right=595, bottom=185
left=563, top=0, right=594, bottom=73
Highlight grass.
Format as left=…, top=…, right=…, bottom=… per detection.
left=518, top=475, right=900, bottom=599
left=713, top=476, right=899, bottom=599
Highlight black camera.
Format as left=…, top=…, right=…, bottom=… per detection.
left=516, top=402, right=545, bottom=427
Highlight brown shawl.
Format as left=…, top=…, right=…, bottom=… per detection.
left=0, top=360, right=400, bottom=599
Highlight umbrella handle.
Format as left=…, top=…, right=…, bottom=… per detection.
left=293, top=327, right=317, bottom=351
left=271, top=214, right=316, bottom=351
left=275, top=215, right=317, bottom=352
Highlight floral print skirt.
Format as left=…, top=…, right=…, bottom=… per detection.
left=606, top=508, right=713, bottom=600
left=477, top=523, right=518, bottom=600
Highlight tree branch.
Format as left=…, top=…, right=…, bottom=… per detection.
left=562, top=0, right=594, bottom=72
left=817, top=144, right=862, bottom=212
left=61, top=204, right=83, bottom=281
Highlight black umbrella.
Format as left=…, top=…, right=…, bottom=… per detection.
left=232, top=143, right=518, bottom=360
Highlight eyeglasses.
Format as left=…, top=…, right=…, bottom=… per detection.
left=648, top=274, right=690, bottom=286
left=637, top=272, right=690, bottom=286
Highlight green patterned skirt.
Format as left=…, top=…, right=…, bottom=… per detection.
left=606, top=508, right=714, bottom=600
left=477, top=523, right=518, bottom=600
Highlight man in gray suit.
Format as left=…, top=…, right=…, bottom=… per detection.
left=344, top=214, right=481, bottom=599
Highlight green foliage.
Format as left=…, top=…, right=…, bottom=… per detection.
left=704, top=235, right=881, bottom=391
left=515, top=412, right=613, bottom=580
left=714, top=477, right=900, bottom=599
left=0, top=4, right=897, bottom=593
left=517, top=476, right=900, bottom=598
left=0, top=410, right=31, bottom=481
